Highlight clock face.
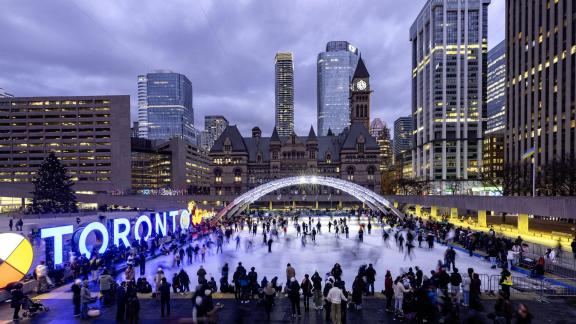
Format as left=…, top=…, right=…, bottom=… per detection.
left=357, top=80, right=367, bottom=91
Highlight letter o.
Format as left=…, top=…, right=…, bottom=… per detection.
left=134, top=215, right=152, bottom=241
left=79, top=222, right=109, bottom=259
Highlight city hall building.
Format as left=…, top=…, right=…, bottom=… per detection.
left=208, top=123, right=382, bottom=197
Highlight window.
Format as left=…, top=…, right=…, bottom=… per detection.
left=214, top=168, right=222, bottom=183
left=223, top=138, right=232, bottom=153
left=367, top=166, right=376, bottom=181
left=234, top=168, right=242, bottom=183
left=346, top=166, right=355, bottom=181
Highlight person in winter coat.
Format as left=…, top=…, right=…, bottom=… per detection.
left=351, top=275, right=364, bottom=309
left=301, top=274, right=313, bottom=311
left=470, top=273, right=483, bottom=311
left=159, top=277, right=171, bottom=318
left=311, top=271, right=323, bottom=310
left=323, top=278, right=334, bottom=321
left=462, top=270, right=472, bottom=307
left=364, top=264, right=376, bottom=295
left=10, top=283, right=24, bottom=321
left=393, top=277, right=411, bottom=317
left=98, top=269, right=114, bottom=305
left=384, top=271, right=394, bottom=312
left=124, top=264, right=135, bottom=282
left=262, top=282, right=276, bottom=318
left=197, top=266, right=207, bottom=284
left=326, top=281, right=347, bottom=324
left=71, top=279, right=81, bottom=317
left=516, top=303, right=533, bottom=324
left=287, top=277, right=301, bottom=317
left=179, top=269, right=191, bottom=293
left=449, top=268, right=462, bottom=304
left=154, top=268, right=165, bottom=298
left=125, top=292, right=140, bottom=324
left=286, top=263, right=296, bottom=286
left=80, top=280, right=92, bottom=320
left=116, top=282, right=127, bottom=322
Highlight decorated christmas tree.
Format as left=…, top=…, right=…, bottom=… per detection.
left=30, top=152, right=77, bottom=214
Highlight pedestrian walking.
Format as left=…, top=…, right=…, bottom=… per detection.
left=71, top=279, right=81, bottom=317
left=10, top=283, right=24, bottom=321
left=80, top=280, right=92, bottom=320
left=126, top=292, right=140, bottom=324
left=159, top=277, right=171, bottom=318
left=326, top=281, right=347, bottom=324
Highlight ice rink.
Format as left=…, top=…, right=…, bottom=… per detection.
left=119, top=216, right=502, bottom=291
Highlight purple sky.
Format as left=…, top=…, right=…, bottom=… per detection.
left=0, top=0, right=505, bottom=136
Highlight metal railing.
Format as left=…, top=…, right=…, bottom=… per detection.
left=478, top=273, right=576, bottom=302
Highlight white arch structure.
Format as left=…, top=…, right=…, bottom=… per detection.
left=214, top=176, right=403, bottom=221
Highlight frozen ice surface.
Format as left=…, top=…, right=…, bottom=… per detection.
left=119, top=217, right=502, bottom=291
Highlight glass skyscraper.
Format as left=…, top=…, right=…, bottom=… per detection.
left=275, top=52, right=294, bottom=137
left=410, top=0, right=489, bottom=193
left=137, top=71, right=195, bottom=144
left=317, top=41, right=359, bottom=136
left=487, top=40, right=505, bottom=134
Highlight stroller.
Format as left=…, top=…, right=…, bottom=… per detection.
left=21, top=296, right=50, bottom=318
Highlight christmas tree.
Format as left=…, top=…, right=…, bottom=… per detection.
left=30, top=152, right=77, bottom=214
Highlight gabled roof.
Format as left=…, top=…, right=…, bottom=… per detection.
left=209, top=125, right=248, bottom=153
left=353, top=56, right=370, bottom=79
left=307, top=125, right=317, bottom=141
left=341, top=122, right=379, bottom=151
left=270, top=126, right=280, bottom=142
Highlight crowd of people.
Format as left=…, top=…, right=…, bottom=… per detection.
left=8, top=210, right=550, bottom=322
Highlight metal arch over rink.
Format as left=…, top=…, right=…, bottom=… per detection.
left=214, top=176, right=404, bottom=221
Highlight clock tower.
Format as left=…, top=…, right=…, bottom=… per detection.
left=349, top=56, right=371, bottom=129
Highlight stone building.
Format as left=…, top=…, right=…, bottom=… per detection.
left=208, top=123, right=381, bottom=197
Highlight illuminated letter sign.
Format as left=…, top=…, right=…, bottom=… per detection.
left=113, top=218, right=131, bottom=248
left=134, top=215, right=152, bottom=241
left=180, top=209, right=191, bottom=230
left=168, top=210, right=178, bottom=232
left=154, top=212, right=167, bottom=237
left=41, top=225, right=74, bottom=265
left=78, top=222, right=109, bottom=259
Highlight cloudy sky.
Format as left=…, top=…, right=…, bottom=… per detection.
left=0, top=0, right=505, bottom=137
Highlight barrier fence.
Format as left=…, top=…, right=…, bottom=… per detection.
left=477, top=273, right=576, bottom=302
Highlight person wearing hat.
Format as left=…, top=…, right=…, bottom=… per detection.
left=71, top=279, right=82, bottom=317
left=287, top=277, right=301, bottom=317
left=80, top=280, right=92, bottom=320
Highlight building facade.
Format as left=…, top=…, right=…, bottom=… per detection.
left=202, top=115, right=229, bottom=151
left=208, top=124, right=381, bottom=197
left=483, top=40, right=506, bottom=184
left=317, top=41, right=360, bottom=136
left=393, top=116, right=413, bottom=163
left=370, top=118, right=392, bottom=171
left=275, top=52, right=295, bottom=137
left=505, top=0, right=576, bottom=179
left=487, top=40, right=506, bottom=134
left=137, top=71, right=195, bottom=143
left=410, top=0, right=489, bottom=193
left=131, top=137, right=210, bottom=194
left=0, top=95, right=131, bottom=192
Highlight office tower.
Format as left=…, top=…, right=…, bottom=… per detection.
left=0, top=88, right=14, bottom=98
left=0, top=96, right=131, bottom=192
left=317, top=41, right=360, bottom=136
left=131, top=122, right=139, bottom=138
left=393, top=116, right=414, bottom=161
left=505, top=0, right=576, bottom=192
left=483, top=40, right=506, bottom=183
left=275, top=52, right=295, bottom=137
left=137, top=71, right=195, bottom=143
left=203, top=115, right=229, bottom=151
left=370, top=118, right=392, bottom=171
left=487, top=40, right=506, bottom=134
left=410, top=0, right=490, bottom=193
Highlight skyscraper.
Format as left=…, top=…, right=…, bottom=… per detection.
left=393, top=116, right=413, bottom=161
left=487, top=40, right=506, bottom=134
left=275, top=52, right=294, bottom=137
left=317, top=41, right=360, bottom=136
left=483, top=40, right=506, bottom=184
left=137, top=71, right=195, bottom=144
left=505, top=0, right=576, bottom=195
left=203, top=115, right=229, bottom=151
left=370, top=118, right=392, bottom=171
left=410, top=0, right=489, bottom=193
